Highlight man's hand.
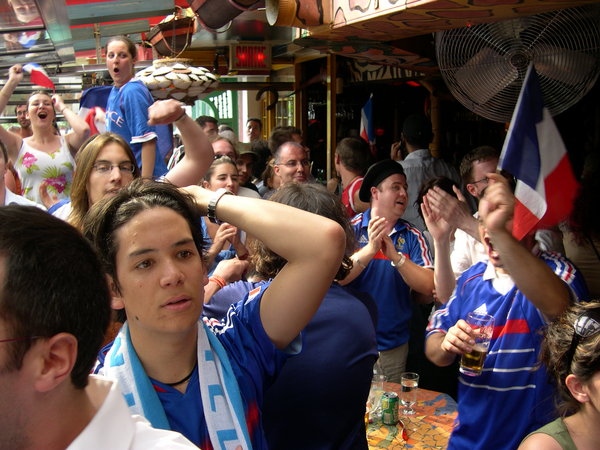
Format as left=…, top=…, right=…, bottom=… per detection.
left=478, top=173, right=514, bottom=235
left=425, top=185, right=471, bottom=230
left=8, top=64, right=23, bottom=83
left=366, top=216, right=388, bottom=254
left=421, top=194, right=454, bottom=243
left=441, top=319, right=476, bottom=356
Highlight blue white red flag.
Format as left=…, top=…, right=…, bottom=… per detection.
left=360, top=94, right=375, bottom=154
left=22, top=63, right=55, bottom=90
left=498, top=64, right=578, bottom=240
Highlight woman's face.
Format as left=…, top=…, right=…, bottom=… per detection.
left=27, top=93, right=54, bottom=127
left=106, top=40, right=135, bottom=87
left=87, top=142, right=136, bottom=206
left=203, top=163, right=239, bottom=194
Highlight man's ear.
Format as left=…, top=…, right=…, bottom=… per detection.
left=273, top=164, right=281, bottom=177
left=466, top=183, right=477, bottom=198
left=565, top=374, right=589, bottom=403
left=370, top=186, right=379, bottom=202
left=106, top=274, right=125, bottom=310
left=33, top=333, right=77, bottom=393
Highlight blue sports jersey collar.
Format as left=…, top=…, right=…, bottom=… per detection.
left=360, top=208, right=409, bottom=234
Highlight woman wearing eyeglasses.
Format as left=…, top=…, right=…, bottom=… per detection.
left=519, top=302, right=600, bottom=450
left=52, top=99, right=212, bottom=230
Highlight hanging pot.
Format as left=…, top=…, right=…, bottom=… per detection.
left=136, top=58, right=220, bottom=105
left=146, top=7, right=197, bottom=57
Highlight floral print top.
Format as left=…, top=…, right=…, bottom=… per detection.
left=16, top=136, right=76, bottom=205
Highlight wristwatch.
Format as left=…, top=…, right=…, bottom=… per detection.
left=207, top=188, right=232, bottom=224
left=390, top=252, right=407, bottom=270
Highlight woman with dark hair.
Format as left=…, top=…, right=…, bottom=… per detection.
left=84, top=178, right=345, bottom=449
left=519, top=301, right=600, bottom=449
left=0, top=64, right=90, bottom=205
left=105, top=35, right=167, bottom=178
left=205, top=183, right=378, bottom=449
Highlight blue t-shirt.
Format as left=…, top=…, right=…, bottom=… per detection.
left=206, top=282, right=379, bottom=450
left=97, top=283, right=293, bottom=449
left=349, top=208, right=433, bottom=350
left=426, top=251, right=589, bottom=450
left=106, top=80, right=168, bottom=178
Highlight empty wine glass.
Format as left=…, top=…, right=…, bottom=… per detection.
left=400, top=372, right=419, bottom=415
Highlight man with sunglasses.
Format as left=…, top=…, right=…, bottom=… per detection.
left=424, top=174, right=589, bottom=450
left=0, top=206, right=196, bottom=448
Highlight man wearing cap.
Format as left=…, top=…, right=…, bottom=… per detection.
left=393, top=114, right=459, bottom=232
left=236, top=144, right=260, bottom=193
left=340, top=160, right=434, bottom=383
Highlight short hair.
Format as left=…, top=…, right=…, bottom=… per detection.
left=212, top=136, right=238, bottom=159
left=251, top=183, right=354, bottom=281
left=196, top=116, right=218, bottom=128
left=203, top=156, right=237, bottom=183
left=459, top=145, right=500, bottom=185
left=268, top=126, right=302, bottom=154
left=69, top=133, right=140, bottom=231
left=14, top=103, right=27, bottom=115
left=105, top=35, right=137, bottom=59
left=0, top=206, right=111, bottom=389
left=26, top=90, right=53, bottom=109
left=273, top=141, right=306, bottom=164
left=246, top=118, right=262, bottom=129
left=82, top=179, right=205, bottom=295
left=335, top=137, right=373, bottom=175
left=0, top=139, right=7, bottom=163
left=541, top=301, right=600, bottom=416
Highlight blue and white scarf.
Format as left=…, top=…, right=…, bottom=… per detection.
left=102, top=321, right=252, bottom=450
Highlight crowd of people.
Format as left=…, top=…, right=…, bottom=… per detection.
left=0, top=34, right=598, bottom=450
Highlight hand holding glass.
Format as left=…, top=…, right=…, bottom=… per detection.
left=460, top=312, right=495, bottom=376
left=400, top=372, right=419, bottom=415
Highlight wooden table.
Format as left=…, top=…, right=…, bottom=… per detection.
left=367, top=382, right=457, bottom=449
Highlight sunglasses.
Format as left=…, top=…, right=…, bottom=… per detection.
left=565, top=307, right=600, bottom=370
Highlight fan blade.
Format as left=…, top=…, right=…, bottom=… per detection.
left=454, top=47, right=519, bottom=105
left=534, top=46, right=597, bottom=86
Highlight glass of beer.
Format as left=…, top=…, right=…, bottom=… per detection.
left=400, top=372, right=419, bottom=415
left=459, top=312, right=495, bottom=376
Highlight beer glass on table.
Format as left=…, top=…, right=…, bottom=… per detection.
left=400, top=372, right=419, bottom=415
left=460, top=312, right=495, bottom=376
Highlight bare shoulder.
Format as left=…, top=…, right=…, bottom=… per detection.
left=518, top=432, right=563, bottom=450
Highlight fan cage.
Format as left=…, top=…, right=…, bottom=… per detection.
left=436, top=4, right=600, bottom=123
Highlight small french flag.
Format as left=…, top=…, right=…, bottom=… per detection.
left=22, top=63, right=55, bottom=90
left=498, top=64, right=578, bottom=240
left=360, top=94, right=376, bottom=156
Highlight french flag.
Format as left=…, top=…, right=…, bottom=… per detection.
left=498, top=64, right=578, bottom=241
left=22, top=63, right=55, bottom=90
left=360, top=94, right=376, bottom=155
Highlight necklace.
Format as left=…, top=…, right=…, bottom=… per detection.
left=164, top=366, right=195, bottom=387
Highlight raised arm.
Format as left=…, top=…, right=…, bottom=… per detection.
left=422, top=193, right=456, bottom=304
left=183, top=185, right=346, bottom=349
left=148, top=100, right=213, bottom=186
left=0, top=65, right=24, bottom=160
left=53, top=94, right=90, bottom=155
left=479, top=173, right=570, bottom=319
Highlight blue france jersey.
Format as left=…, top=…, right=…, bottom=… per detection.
left=427, top=251, right=589, bottom=450
left=349, top=209, right=432, bottom=350
left=106, top=80, right=167, bottom=177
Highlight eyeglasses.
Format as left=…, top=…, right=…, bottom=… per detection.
left=470, top=176, right=490, bottom=186
left=0, top=336, right=40, bottom=344
left=565, top=308, right=600, bottom=369
left=275, top=159, right=310, bottom=169
left=93, top=162, right=135, bottom=175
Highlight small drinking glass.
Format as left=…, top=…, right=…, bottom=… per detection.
left=400, top=372, right=419, bottom=415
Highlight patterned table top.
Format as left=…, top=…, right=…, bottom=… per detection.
left=367, top=382, right=457, bottom=449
